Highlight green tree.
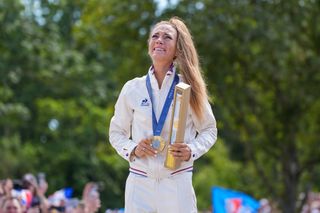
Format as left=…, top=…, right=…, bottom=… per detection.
left=0, top=0, right=124, bottom=209
left=163, top=0, right=320, bottom=212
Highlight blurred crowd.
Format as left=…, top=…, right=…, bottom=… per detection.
left=0, top=173, right=100, bottom=213
left=301, top=192, right=320, bottom=213
left=2, top=173, right=319, bottom=213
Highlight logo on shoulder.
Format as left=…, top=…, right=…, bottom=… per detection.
left=140, top=98, right=149, bottom=106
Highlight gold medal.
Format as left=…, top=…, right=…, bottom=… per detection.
left=151, top=136, right=166, bottom=152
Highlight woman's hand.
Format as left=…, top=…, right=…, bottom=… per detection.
left=169, top=143, right=191, bottom=161
left=134, top=138, right=157, bottom=158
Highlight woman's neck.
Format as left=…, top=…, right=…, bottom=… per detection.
left=153, top=62, right=172, bottom=89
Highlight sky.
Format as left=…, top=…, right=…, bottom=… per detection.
left=155, top=0, right=179, bottom=14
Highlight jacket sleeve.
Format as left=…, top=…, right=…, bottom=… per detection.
left=109, top=82, right=138, bottom=161
left=187, top=100, right=218, bottom=161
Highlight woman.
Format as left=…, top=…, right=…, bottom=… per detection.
left=109, top=16, right=217, bottom=213
left=1, top=197, right=23, bottom=213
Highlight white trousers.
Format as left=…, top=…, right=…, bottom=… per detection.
left=124, top=172, right=197, bottom=213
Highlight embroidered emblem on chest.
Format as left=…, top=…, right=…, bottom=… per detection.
left=140, top=98, right=150, bottom=106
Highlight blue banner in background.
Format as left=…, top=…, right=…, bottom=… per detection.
left=212, top=186, right=260, bottom=213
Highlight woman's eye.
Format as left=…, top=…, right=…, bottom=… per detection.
left=152, top=35, right=158, bottom=39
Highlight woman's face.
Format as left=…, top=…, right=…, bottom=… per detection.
left=3, top=199, right=22, bottom=213
left=148, top=23, right=178, bottom=64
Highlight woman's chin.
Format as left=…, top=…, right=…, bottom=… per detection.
left=151, top=55, right=172, bottom=63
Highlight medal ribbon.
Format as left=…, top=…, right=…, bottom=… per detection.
left=146, top=68, right=179, bottom=137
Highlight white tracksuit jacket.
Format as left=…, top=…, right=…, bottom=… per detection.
left=109, top=67, right=217, bottom=179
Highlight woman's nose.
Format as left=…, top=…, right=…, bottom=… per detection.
left=156, top=37, right=163, bottom=44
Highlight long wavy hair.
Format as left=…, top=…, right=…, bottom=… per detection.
left=152, top=17, right=208, bottom=120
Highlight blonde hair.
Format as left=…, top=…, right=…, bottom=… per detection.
left=1, top=197, right=23, bottom=212
left=152, top=17, right=208, bottom=120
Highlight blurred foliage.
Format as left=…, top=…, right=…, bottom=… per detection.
left=1, top=0, right=319, bottom=212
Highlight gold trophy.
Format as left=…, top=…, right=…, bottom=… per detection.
left=164, top=82, right=191, bottom=170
